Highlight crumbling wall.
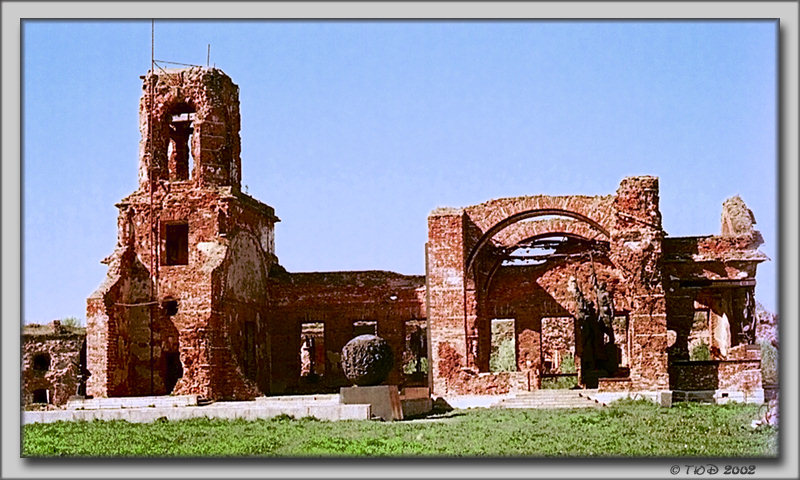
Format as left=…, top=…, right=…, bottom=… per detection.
left=608, top=176, right=669, bottom=391
left=86, top=246, right=155, bottom=397
left=88, top=67, right=277, bottom=401
left=425, top=177, right=669, bottom=395
left=22, top=322, right=85, bottom=407
left=213, top=230, right=268, bottom=398
left=138, top=67, right=242, bottom=190
left=267, top=271, right=426, bottom=394
left=663, top=195, right=767, bottom=394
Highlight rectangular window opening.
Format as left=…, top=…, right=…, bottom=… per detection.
left=32, top=388, right=50, bottom=404
left=167, top=111, right=195, bottom=181
left=164, top=223, right=189, bottom=265
left=540, top=316, right=576, bottom=375
left=689, top=309, right=712, bottom=361
left=403, top=319, right=428, bottom=377
left=612, top=315, right=629, bottom=368
left=300, top=322, right=325, bottom=377
left=490, top=318, right=517, bottom=372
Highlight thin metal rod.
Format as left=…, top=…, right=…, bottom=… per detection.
left=154, top=59, right=204, bottom=68
left=148, top=18, right=156, bottom=396
left=207, top=44, right=210, bottom=66
left=115, top=301, right=159, bottom=307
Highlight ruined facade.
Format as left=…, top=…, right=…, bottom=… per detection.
left=87, top=67, right=277, bottom=400
left=426, top=180, right=767, bottom=399
left=22, top=321, right=86, bottom=407
left=82, top=67, right=768, bottom=402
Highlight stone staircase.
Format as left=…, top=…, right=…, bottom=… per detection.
left=494, top=389, right=604, bottom=409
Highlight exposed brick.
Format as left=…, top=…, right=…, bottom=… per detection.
left=19, top=67, right=766, bottom=406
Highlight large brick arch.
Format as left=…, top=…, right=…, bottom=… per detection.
left=464, top=195, right=615, bottom=233
left=466, top=207, right=612, bottom=275
left=493, top=217, right=608, bottom=249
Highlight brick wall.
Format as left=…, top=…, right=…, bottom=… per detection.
left=22, top=322, right=85, bottom=407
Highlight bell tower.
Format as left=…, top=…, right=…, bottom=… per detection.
left=139, top=67, right=242, bottom=190
left=87, top=67, right=278, bottom=401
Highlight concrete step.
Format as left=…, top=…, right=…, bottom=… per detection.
left=66, top=395, right=198, bottom=410
left=255, top=394, right=339, bottom=404
left=25, top=401, right=371, bottom=424
left=494, top=390, right=603, bottom=409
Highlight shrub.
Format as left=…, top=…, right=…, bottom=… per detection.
left=403, top=357, right=428, bottom=375
left=490, top=335, right=516, bottom=372
left=60, top=317, right=83, bottom=328
left=690, top=341, right=711, bottom=361
left=541, top=376, right=578, bottom=389
left=560, top=353, right=576, bottom=374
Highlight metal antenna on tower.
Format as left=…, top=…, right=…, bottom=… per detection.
left=148, top=18, right=157, bottom=395
left=207, top=44, right=211, bottom=66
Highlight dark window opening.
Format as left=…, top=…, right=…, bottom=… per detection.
left=32, top=353, right=50, bottom=372
left=32, top=388, right=49, bottom=404
left=300, top=322, right=325, bottom=377
left=162, top=299, right=179, bottom=316
left=167, top=104, right=196, bottom=181
left=165, top=223, right=189, bottom=265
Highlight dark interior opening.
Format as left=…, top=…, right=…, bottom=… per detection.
left=32, top=353, right=50, bottom=372
left=165, top=223, right=189, bottom=265
left=162, top=299, right=179, bottom=316
left=32, top=388, right=49, bottom=404
left=164, top=352, right=183, bottom=394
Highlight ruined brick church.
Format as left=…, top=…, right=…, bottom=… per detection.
left=84, top=67, right=768, bottom=403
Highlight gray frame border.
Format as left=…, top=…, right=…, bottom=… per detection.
left=3, top=2, right=797, bottom=479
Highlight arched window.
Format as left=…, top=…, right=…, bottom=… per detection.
left=166, top=103, right=196, bottom=181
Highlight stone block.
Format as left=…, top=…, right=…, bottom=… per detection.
left=401, top=397, right=432, bottom=417
left=657, top=390, right=672, bottom=407
left=340, top=385, right=403, bottom=421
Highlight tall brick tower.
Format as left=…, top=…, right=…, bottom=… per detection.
left=87, top=67, right=279, bottom=400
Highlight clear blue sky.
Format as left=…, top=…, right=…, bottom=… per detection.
left=22, top=20, right=777, bottom=324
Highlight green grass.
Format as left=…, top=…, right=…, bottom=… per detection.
left=541, top=376, right=578, bottom=389
left=22, top=400, right=776, bottom=457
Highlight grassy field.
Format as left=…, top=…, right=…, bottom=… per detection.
left=22, top=399, right=776, bottom=457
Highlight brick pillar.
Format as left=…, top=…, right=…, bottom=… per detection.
left=610, top=176, right=669, bottom=391
left=426, top=209, right=468, bottom=396
left=85, top=297, right=109, bottom=398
